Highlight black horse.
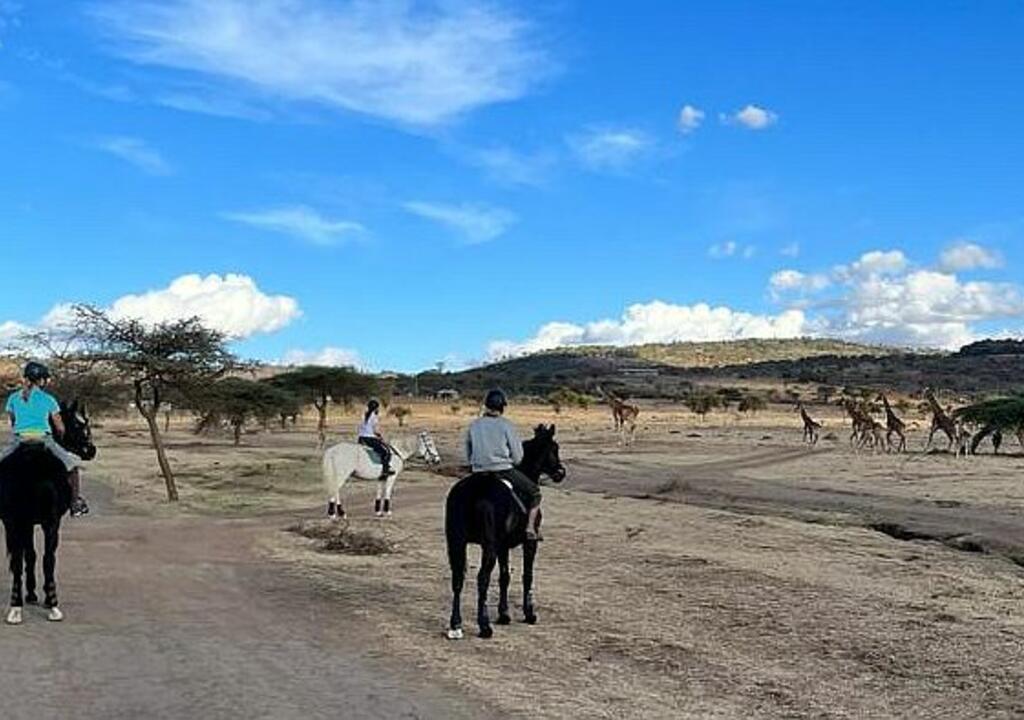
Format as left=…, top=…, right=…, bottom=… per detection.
left=445, top=424, right=566, bottom=639
left=0, top=401, right=96, bottom=624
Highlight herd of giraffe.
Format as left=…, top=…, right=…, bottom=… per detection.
left=595, top=385, right=1017, bottom=457
left=797, top=387, right=1014, bottom=456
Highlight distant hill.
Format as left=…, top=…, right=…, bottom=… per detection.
left=403, top=338, right=1024, bottom=400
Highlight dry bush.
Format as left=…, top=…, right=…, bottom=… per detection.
left=286, top=520, right=393, bottom=555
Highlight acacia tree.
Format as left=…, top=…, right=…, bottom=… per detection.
left=266, top=366, right=378, bottom=447
left=194, top=378, right=298, bottom=445
left=73, top=305, right=239, bottom=501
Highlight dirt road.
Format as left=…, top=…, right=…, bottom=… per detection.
left=568, top=444, right=1024, bottom=564
left=0, top=485, right=496, bottom=720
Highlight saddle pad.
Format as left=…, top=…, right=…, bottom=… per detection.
left=499, top=478, right=529, bottom=515
left=362, top=447, right=383, bottom=464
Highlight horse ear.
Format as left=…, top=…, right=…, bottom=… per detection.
left=69, top=399, right=78, bottom=414
left=549, top=424, right=556, bottom=435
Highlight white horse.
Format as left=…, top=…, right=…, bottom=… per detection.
left=322, top=431, right=441, bottom=518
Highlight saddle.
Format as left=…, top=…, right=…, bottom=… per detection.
left=469, top=472, right=529, bottom=516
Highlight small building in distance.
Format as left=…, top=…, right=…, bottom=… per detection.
left=435, top=388, right=460, bottom=401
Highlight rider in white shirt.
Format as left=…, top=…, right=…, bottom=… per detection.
left=357, top=399, right=393, bottom=478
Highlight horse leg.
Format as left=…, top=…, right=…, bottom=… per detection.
left=496, top=547, right=511, bottom=625
left=476, top=546, right=497, bottom=638
left=5, top=523, right=26, bottom=624
left=24, top=531, right=37, bottom=605
left=446, top=536, right=466, bottom=639
left=522, top=537, right=539, bottom=625
left=42, top=520, right=63, bottom=621
left=374, top=480, right=384, bottom=517
left=382, top=472, right=398, bottom=516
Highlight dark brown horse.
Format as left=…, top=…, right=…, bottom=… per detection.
left=1, top=401, right=95, bottom=624
left=445, top=425, right=566, bottom=640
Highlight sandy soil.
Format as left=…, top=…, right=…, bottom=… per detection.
left=7, top=401, right=1024, bottom=719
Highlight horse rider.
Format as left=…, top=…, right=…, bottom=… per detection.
left=0, top=361, right=89, bottom=517
left=465, top=389, right=542, bottom=541
left=357, top=399, right=393, bottom=478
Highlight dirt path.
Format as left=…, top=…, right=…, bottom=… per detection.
left=0, top=484, right=496, bottom=720
left=569, top=447, right=1024, bottom=564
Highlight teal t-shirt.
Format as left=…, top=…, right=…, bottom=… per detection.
left=5, top=387, right=60, bottom=436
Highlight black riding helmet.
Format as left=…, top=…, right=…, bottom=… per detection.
left=484, top=388, right=507, bottom=413
left=23, top=361, right=50, bottom=383
left=367, top=398, right=381, bottom=412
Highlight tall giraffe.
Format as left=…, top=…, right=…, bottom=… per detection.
left=923, top=388, right=958, bottom=452
left=597, top=386, right=639, bottom=445
left=838, top=397, right=870, bottom=447
left=796, top=402, right=822, bottom=445
left=878, top=394, right=907, bottom=453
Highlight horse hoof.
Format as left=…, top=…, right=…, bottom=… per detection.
left=6, top=607, right=23, bottom=625
left=524, top=613, right=538, bottom=625
left=25, top=592, right=38, bottom=605
left=446, top=628, right=464, bottom=640
left=47, top=607, right=64, bottom=622
left=375, top=511, right=384, bottom=519
left=496, top=614, right=511, bottom=626
left=478, top=626, right=494, bottom=639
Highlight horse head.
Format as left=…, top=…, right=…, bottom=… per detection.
left=417, top=431, right=442, bottom=465
left=59, top=400, right=97, bottom=461
left=526, top=424, right=566, bottom=483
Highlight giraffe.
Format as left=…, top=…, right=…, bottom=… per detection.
left=597, top=386, right=640, bottom=445
left=878, top=394, right=907, bottom=453
left=796, top=402, right=822, bottom=445
left=858, top=416, right=888, bottom=454
left=838, top=397, right=871, bottom=447
left=923, top=388, right=958, bottom=452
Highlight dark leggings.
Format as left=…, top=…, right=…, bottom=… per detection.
left=358, top=436, right=392, bottom=471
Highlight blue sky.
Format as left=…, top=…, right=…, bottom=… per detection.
left=2, top=1, right=1023, bottom=371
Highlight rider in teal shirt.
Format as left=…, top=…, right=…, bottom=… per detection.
left=0, top=362, right=89, bottom=516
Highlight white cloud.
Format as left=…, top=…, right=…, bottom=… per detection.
left=5, top=274, right=300, bottom=346
left=722, top=104, right=778, bottom=130
left=780, top=242, right=800, bottom=258
left=108, top=273, right=301, bottom=338
left=467, top=146, right=555, bottom=187
left=835, top=249, right=909, bottom=280
left=939, top=241, right=1003, bottom=272
left=567, top=127, right=653, bottom=171
left=89, top=0, right=549, bottom=126
left=708, top=241, right=756, bottom=260
left=769, top=248, right=1024, bottom=349
left=488, top=301, right=809, bottom=359
left=769, top=269, right=830, bottom=297
left=224, top=206, right=364, bottom=246
left=677, top=104, right=704, bottom=134
left=404, top=201, right=515, bottom=244
left=0, top=1, right=20, bottom=42
left=0, top=320, right=28, bottom=345
left=279, top=346, right=363, bottom=369
left=92, top=136, right=171, bottom=175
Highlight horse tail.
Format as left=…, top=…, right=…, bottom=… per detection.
left=445, top=487, right=467, bottom=583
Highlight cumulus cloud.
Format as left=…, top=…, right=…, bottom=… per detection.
left=488, top=301, right=809, bottom=359
left=91, top=136, right=171, bottom=175
left=708, top=241, right=756, bottom=260
left=567, top=127, right=653, bottom=171
left=279, top=346, right=363, bottom=369
left=106, top=274, right=301, bottom=338
left=4, top=274, right=301, bottom=346
left=939, top=241, right=1003, bottom=272
left=404, top=201, right=516, bottom=244
left=677, top=104, right=704, bottom=134
left=223, top=206, right=364, bottom=246
left=769, top=269, right=830, bottom=298
left=768, top=248, right=1024, bottom=349
left=89, top=0, right=549, bottom=126
left=722, top=104, right=778, bottom=130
